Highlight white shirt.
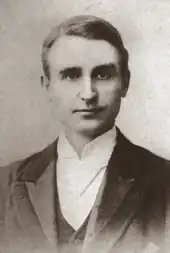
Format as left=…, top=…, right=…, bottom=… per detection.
left=57, top=127, right=117, bottom=230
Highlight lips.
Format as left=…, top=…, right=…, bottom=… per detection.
left=73, top=106, right=106, bottom=114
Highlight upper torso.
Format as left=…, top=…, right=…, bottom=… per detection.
left=1, top=128, right=170, bottom=253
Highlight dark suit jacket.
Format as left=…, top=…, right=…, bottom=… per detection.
left=1, top=128, right=170, bottom=253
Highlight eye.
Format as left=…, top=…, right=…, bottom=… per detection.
left=60, top=68, right=81, bottom=81
left=62, top=72, right=81, bottom=80
left=96, top=72, right=112, bottom=80
left=92, top=66, right=117, bottom=81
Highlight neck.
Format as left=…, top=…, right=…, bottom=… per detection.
left=64, top=126, right=114, bottom=158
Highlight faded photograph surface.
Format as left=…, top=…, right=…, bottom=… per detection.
left=1, top=1, right=170, bottom=253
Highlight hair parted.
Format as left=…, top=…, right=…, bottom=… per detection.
left=41, top=15, right=130, bottom=86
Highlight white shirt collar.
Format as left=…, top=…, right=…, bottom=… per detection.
left=58, top=126, right=117, bottom=161
left=57, top=126, right=117, bottom=230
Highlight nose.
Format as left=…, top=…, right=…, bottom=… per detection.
left=79, top=76, right=97, bottom=101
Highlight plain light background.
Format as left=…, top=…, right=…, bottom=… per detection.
left=1, top=0, right=170, bottom=165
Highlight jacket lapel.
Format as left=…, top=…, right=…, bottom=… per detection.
left=6, top=140, right=58, bottom=253
left=82, top=129, right=153, bottom=253
left=26, top=160, right=57, bottom=249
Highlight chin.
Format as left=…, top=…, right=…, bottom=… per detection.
left=73, top=120, right=110, bottom=137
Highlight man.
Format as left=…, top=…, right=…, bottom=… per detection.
left=1, top=15, right=170, bottom=253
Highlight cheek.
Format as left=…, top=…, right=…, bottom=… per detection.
left=98, top=81, right=122, bottom=105
left=49, top=86, right=80, bottom=121
left=49, top=81, right=77, bottom=105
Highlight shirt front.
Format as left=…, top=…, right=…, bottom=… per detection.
left=57, top=127, right=117, bottom=231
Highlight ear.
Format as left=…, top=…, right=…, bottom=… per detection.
left=121, top=69, right=130, bottom=97
left=41, top=75, right=50, bottom=89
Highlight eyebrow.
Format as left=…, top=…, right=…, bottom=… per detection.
left=59, top=66, right=81, bottom=75
left=58, top=63, right=117, bottom=76
left=92, top=63, right=117, bottom=73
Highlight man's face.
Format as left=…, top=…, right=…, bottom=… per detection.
left=46, top=35, right=127, bottom=136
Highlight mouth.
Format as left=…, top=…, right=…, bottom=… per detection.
left=73, top=106, right=106, bottom=115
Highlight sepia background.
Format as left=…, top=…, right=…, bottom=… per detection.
left=1, top=0, right=170, bottom=165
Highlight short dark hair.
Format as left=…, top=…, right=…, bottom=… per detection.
left=41, top=15, right=130, bottom=87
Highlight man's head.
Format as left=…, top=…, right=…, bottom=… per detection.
left=41, top=15, right=130, bottom=137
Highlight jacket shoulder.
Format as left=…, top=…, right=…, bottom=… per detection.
left=0, top=146, right=45, bottom=183
left=118, top=130, right=170, bottom=179
left=0, top=160, right=25, bottom=223
left=3, top=140, right=57, bottom=184
left=0, top=160, right=23, bottom=186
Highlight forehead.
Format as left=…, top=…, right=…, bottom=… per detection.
left=48, top=35, right=120, bottom=70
